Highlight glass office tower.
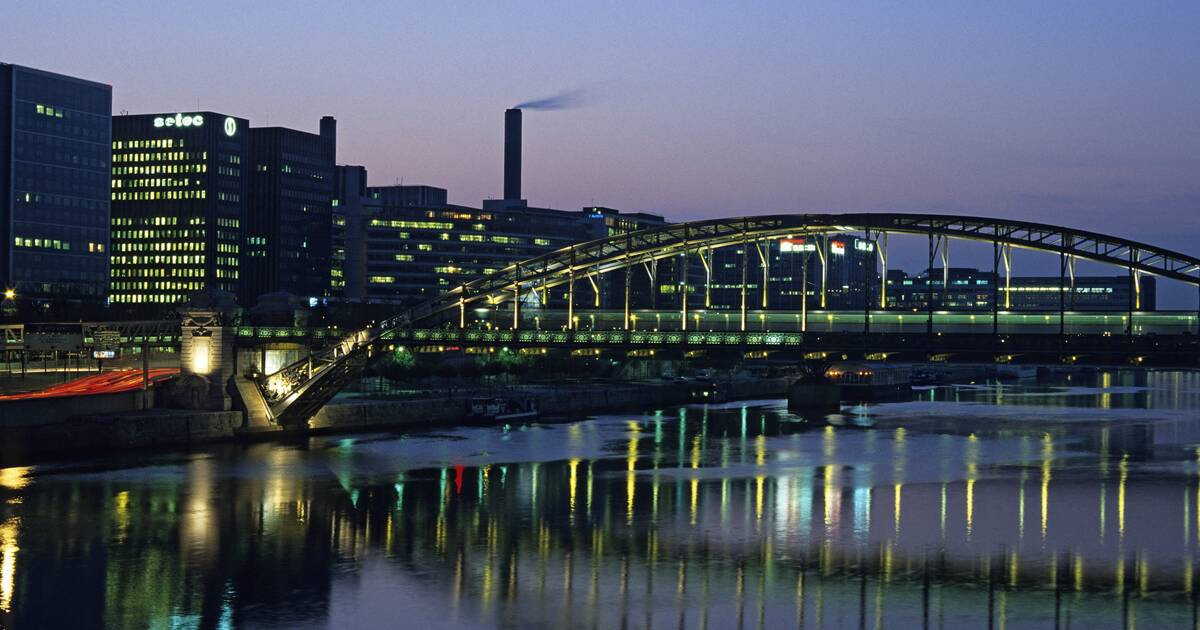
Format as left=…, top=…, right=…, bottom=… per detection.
left=0, top=63, right=112, bottom=304
left=110, top=112, right=249, bottom=305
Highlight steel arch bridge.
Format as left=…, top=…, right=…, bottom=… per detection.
left=254, top=213, right=1200, bottom=426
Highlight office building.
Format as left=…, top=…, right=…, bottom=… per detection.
left=684, top=234, right=877, bottom=312
left=362, top=195, right=582, bottom=305
left=244, top=117, right=336, bottom=304
left=886, top=268, right=1156, bottom=311
left=1, top=63, right=111, bottom=304
left=109, top=111, right=249, bottom=305
left=332, top=165, right=368, bottom=301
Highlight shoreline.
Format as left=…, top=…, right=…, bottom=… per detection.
left=0, top=377, right=789, bottom=465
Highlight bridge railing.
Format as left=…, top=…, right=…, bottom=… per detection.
left=419, top=309, right=1199, bottom=337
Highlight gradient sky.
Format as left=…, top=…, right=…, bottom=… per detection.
left=5, top=1, right=1199, bottom=285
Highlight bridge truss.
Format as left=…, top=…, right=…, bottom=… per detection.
left=257, top=213, right=1200, bottom=425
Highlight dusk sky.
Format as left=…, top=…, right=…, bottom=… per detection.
left=5, top=1, right=1199, bottom=271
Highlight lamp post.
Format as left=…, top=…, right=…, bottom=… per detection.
left=1, top=289, right=15, bottom=319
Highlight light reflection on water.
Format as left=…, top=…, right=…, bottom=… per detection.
left=0, top=370, right=1199, bottom=628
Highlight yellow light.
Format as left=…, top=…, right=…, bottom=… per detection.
left=2, top=290, right=13, bottom=300
left=190, top=336, right=211, bottom=375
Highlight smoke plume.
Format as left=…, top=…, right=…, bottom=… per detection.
left=513, top=88, right=589, bottom=110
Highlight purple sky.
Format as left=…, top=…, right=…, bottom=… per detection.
left=5, top=1, right=1199, bottom=291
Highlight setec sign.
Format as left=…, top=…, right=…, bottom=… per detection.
left=154, top=113, right=204, bottom=128
left=153, top=113, right=238, bottom=136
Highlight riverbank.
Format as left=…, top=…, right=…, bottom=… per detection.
left=0, top=377, right=789, bottom=463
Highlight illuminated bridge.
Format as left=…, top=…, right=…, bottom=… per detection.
left=252, top=214, right=1200, bottom=425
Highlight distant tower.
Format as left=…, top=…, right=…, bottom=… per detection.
left=320, top=116, right=337, bottom=162
left=504, top=108, right=522, bottom=201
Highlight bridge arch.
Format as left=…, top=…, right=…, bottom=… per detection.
left=404, top=213, right=1200, bottom=327
left=257, top=213, right=1200, bottom=426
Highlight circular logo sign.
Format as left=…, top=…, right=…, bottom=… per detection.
left=224, top=117, right=237, bottom=137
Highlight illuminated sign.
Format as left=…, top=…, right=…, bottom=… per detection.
left=854, top=240, right=874, bottom=252
left=153, top=113, right=204, bottom=128
left=830, top=240, right=846, bottom=255
left=224, top=116, right=237, bottom=137
left=779, top=238, right=815, bottom=253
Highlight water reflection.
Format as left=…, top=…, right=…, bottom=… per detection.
left=0, top=371, right=1198, bottom=627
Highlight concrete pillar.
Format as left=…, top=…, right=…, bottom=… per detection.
left=177, top=290, right=241, bottom=411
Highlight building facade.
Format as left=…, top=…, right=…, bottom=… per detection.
left=886, top=268, right=1156, bottom=311
left=332, top=165, right=368, bottom=301
left=244, top=117, right=336, bottom=304
left=361, top=198, right=582, bottom=305
left=1, top=63, right=111, bottom=305
left=109, top=112, right=249, bottom=306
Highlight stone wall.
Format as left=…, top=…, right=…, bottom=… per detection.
left=0, top=389, right=153, bottom=428
left=0, top=377, right=790, bottom=463
left=0, top=409, right=240, bottom=461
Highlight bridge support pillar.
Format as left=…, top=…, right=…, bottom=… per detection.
left=174, top=291, right=241, bottom=411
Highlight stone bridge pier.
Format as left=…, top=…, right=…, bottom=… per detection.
left=174, top=291, right=241, bottom=411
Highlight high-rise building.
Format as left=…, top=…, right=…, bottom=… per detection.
left=689, top=234, right=877, bottom=312
left=332, top=165, right=368, bottom=301
left=1, top=63, right=112, bottom=304
left=243, top=117, right=336, bottom=304
left=109, top=112, right=249, bottom=305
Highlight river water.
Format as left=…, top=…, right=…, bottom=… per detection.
left=3, top=370, right=1200, bottom=629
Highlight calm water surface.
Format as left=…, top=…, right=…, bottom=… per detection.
left=3, top=370, right=1200, bottom=629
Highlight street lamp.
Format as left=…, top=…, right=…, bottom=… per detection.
left=3, top=289, right=13, bottom=300
left=759, top=313, right=766, bottom=331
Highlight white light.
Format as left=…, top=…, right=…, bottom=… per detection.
left=153, top=113, right=204, bottom=128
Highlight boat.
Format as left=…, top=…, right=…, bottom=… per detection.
left=824, top=362, right=912, bottom=402
left=687, top=377, right=724, bottom=402
left=467, top=397, right=540, bottom=423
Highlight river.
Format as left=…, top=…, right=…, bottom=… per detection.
left=2, top=369, right=1200, bottom=628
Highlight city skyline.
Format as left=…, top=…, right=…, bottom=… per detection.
left=4, top=2, right=1197, bottom=257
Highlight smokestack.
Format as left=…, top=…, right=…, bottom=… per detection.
left=504, top=108, right=522, bottom=201
left=320, top=116, right=337, bottom=162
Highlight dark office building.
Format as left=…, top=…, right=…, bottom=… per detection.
left=368, top=184, right=447, bottom=208
left=886, top=268, right=1156, bottom=311
left=1009, top=275, right=1156, bottom=311
left=244, top=117, right=336, bottom=304
left=885, top=268, right=995, bottom=310
left=1, top=63, right=111, bottom=304
left=684, top=234, right=877, bottom=312
left=362, top=198, right=582, bottom=304
left=110, top=111, right=249, bottom=305
left=582, top=206, right=666, bottom=238
left=332, top=165, right=368, bottom=301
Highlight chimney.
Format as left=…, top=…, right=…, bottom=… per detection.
left=504, top=108, right=522, bottom=201
left=320, top=116, right=337, bottom=162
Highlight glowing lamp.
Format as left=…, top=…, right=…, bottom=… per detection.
left=190, top=334, right=211, bottom=375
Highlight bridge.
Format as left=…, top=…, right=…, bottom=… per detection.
left=242, top=213, right=1200, bottom=426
